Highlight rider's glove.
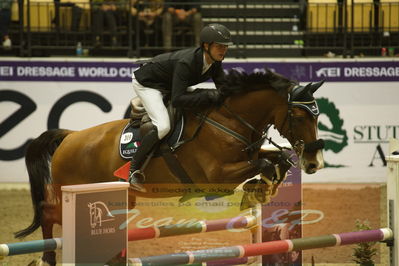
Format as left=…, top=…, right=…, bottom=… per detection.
left=206, top=89, right=223, bottom=105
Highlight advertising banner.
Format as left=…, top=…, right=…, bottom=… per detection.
left=1, top=59, right=399, bottom=183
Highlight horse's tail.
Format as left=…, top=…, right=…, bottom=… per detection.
left=14, top=129, right=71, bottom=239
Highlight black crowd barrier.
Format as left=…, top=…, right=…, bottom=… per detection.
left=1, top=0, right=398, bottom=58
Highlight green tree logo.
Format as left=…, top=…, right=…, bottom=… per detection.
left=316, top=97, right=348, bottom=168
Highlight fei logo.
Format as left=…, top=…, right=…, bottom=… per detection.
left=316, top=97, right=348, bottom=167
left=88, top=201, right=115, bottom=228
left=316, top=67, right=341, bottom=78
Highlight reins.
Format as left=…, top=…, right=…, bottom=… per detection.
left=221, top=104, right=291, bottom=154
left=196, top=82, right=324, bottom=159
left=196, top=102, right=292, bottom=158
left=180, top=81, right=324, bottom=161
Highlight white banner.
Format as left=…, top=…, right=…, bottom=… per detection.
left=1, top=74, right=399, bottom=183
left=0, top=81, right=133, bottom=182
left=302, top=82, right=398, bottom=183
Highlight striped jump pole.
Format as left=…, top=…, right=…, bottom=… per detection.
left=0, top=217, right=257, bottom=257
left=190, top=257, right=250, bottom=266
left=130, top=228, right=393, bottom=266
left=128, top=215, right=257, bottom=241
left=0, top=238, right=62, bottom=257
left=0, top=216, right=257, bottom=260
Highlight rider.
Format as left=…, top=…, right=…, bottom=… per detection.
left=129, top=23, right=233, bottom=191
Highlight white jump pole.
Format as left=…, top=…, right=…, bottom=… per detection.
left=386, top=138, right=399, bottom=266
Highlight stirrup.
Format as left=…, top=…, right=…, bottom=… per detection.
left=128, top=170, right=147, bottom=192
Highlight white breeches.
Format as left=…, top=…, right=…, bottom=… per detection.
left=132, top=74, right=171, bottom=139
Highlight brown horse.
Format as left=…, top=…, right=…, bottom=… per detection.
left=15, top=69, right=324, bottom=265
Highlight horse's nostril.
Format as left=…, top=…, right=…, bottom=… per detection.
left=308, top=163, right=317, bottom=169
left=306, top=163, right=318, bottom=173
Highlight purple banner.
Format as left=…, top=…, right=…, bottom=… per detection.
left=0, top=61, right=138, bottom=82
left=223, top=61, right=399, bottom=82
left=1, top=60, right=399, bottom=82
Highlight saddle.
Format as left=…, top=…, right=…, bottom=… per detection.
left=119, top=97, right=183, bottom=159
left=129, top=97, right=179, bottom=137
left=116, top=97, right=194, bottom=184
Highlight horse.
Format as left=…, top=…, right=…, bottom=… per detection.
left=15, top=69, right=324, bottom=265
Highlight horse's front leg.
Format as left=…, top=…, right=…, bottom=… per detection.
left=216, top=159, right=276, bottom=210
left=217, top=158, right=275, bottom=183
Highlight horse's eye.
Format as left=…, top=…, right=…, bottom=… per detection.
left=293, top=116, right=306, bottom=124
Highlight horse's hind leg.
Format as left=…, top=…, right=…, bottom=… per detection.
left=41, top=221, right=56, bottom=266
left=40, top=195, right=62, bottom=266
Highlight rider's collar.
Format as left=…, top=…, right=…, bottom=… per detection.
left=202, top=53, right=213, bottom=74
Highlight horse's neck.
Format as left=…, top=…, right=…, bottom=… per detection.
left=224, top=90, right=286, bottom=132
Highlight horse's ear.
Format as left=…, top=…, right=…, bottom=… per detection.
left=310, top=80, right=325, bottom=94
left=292, top=83, right=313, bottom=101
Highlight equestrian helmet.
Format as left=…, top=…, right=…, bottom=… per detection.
left=200, top=24, right=233, bottom=46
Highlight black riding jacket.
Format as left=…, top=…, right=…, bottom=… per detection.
left=134, top=47, right=227, bottom=108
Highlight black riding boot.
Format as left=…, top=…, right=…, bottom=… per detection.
left=128, top=128, right=160, bottom=192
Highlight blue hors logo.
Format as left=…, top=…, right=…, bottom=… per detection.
left=88, top=201, right=115, bottom=229
left=316, top=67, right=341, bottom=78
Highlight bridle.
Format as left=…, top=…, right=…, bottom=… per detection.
left=197, top=86, right=324, bottom=157
left=280, top=95, right=325, bottom=153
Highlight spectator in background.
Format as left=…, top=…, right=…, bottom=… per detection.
left=92, top=0, right=119, bottom=47
left=129, top=0, right=138, bottom=17
left=126, top=0, right=138, bottom=31
left=0, top=0, right=13, bottom=49
left=137, top=0, right=164, bottom=47
left=70, top=2, right=84, bottom=31
left=121, top=0, right=137, bottom=48
left=162, top=0, right=202, bottom=51
left=53, top=0, right=83, bottom=31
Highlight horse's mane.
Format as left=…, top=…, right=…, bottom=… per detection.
left=220, top=68, right=295, bottom=97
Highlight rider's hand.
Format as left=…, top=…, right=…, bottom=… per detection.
left=207, top=89, right=223, bottom=105
left=173, top=89, right=223, bottom=109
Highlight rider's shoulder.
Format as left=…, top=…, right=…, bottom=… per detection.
left=172, top=47, right=201, bottom=59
